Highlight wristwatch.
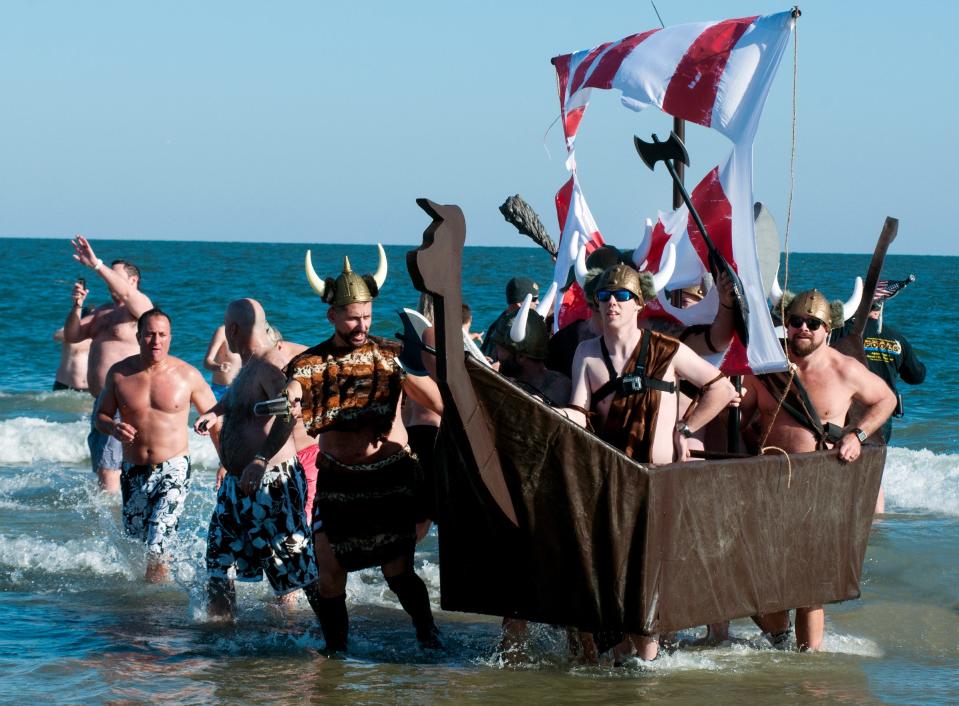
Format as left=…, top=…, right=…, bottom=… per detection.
left=253, top=453, right=268, bottom=464
left=674, top=421, right=695, bottom=438
left=849, top=427, right=867, bottom=444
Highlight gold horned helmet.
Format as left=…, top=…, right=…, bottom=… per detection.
left=594, top=263, right=645, bottom=305
left=786, top=288, right=831, bottom=326
left=304, top=244, right=388, bottom=306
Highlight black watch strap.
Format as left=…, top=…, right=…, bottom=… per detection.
left=851, top=427, right=867, bottom=443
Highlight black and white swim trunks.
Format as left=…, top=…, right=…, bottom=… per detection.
left=121, top=455, right=192, bottom=558
left=206, top=456, right=318, bottom=595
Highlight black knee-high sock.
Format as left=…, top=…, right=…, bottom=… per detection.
left=385, top=570, right=439, bottom=646
left=306, top=584, right=349, bottom=652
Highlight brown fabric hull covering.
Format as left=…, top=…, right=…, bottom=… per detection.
left=435, top=359, right=885, bottom=634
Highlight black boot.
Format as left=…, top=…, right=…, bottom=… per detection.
left=385, top=570, right=442, bottom=649
left=306, top=584, right=349, bottom=653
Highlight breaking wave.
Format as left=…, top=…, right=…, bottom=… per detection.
left=0, top=416, right=220, bottom=469
left=884, top=447, right=959, bottom=517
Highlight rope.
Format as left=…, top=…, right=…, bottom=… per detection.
left=779, top=15, right=799, bottom=359
left=758, top=364, right=796, bottom=450
left=761, top=445, right=794, bottom=489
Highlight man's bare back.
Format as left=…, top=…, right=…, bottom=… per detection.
left=219, top=350, right=298, bottom=474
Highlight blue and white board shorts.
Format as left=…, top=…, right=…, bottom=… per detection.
left=121, top=455, right=192, bottom=558
left=206, top=457, right=318, bottom=595
left=87, top=391, right=123, bottom=473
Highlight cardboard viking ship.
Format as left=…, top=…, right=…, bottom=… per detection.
left=407, top=198, right=885, bottom=635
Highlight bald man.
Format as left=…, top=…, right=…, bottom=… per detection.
left=195, top=299, right=322, bottom=620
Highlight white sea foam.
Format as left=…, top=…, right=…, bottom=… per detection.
left=0, top=533, right=137, bottom=579
left=0, top=417, right=220, bottom=470
left=884, top=447, right=959, bottom=516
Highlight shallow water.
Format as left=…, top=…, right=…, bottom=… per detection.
left=1, top=241, right=956, bottom=703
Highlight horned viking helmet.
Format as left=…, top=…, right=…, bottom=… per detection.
left=305, top=244, right=388, bottom=306
left=491, top=290, right=555, bottom=361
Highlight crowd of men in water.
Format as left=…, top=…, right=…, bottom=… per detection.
left=53, top=235, right=925, bottom=663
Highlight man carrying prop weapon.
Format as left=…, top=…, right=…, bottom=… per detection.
left=564, top=263, right=740, bottom=661
left=241, top=247, right=445, bottom=652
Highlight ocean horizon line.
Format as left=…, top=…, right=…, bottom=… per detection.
left=3, top=234, right=954, bottom=258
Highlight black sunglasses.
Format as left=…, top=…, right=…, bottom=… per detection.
left=787, top=315, right=825, bottom=331
left=596, top=289, right=634, bottom=303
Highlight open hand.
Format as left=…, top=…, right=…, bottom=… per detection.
left=71, top=235, right=99, bottom=269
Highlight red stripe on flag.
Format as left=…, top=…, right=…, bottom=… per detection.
left=552, top=54, right=572, bottom=113
left=721, top=335, right=750, bottom=375
left=559, top=283, right=592, bottom=329
left=555, top=176, right=575, bottom=233
left=662, top=16, right=757, bottom=127
left=645, top=220, right=671, bottom=272
left=568, top=42, right=614, bottom=97
left=583, top=29, right=659, bottom=90
left=564, top=106, right=587, bottom=144
left=686, top=167, right=735, bottom=271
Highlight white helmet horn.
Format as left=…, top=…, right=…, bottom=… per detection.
left=372, top=243, right=388, bottom=289
left=769, top=276, right=784, bottom=305
left=305, top=250, right=326, bottom=298
left=632, top=218, right=654, bottom=269
left=510, top=294, right=533, bottom=343
left=573, top=231, right=588, bottom=288
left=651, top=242, right=676, bottom=293
left=842, top=276, right=863, bottom=321
left=536, top=282, right=558, bottom=318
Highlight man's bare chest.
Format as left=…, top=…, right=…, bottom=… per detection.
left=117, top=373, right=190, bottom=415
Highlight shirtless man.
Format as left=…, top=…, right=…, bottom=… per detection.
left=64, top=236, right=153, bottom=492
left=53, top=305, right=93, bottom=392
left=194, top=300, right=322, bottom=620
left=202, top=324, right=242, bottom=401
left=96, top=309, right=219, bottom=582
left=565, top=264, right=739, bottom=662
left=741, top=289, right=896, bottom=651
left=249, top=252, right=445, bottom=652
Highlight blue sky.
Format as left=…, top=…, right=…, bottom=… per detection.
left=0, top=1, right=954, bottom=255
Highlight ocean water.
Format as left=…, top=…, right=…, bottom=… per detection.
left=0, top=237, right=956, bottom=704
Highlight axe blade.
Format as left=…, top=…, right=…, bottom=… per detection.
left=633, top=131, right=690, bottom=172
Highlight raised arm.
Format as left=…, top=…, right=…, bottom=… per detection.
left=679, top=272, right=736, bottom=356
left=72, top=235, right=153, bottom=317
left=63, top=281, right=93, bottom=343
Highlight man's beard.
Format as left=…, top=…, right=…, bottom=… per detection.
left=339, top=328, right=368, bottom=348
left=787, top=335, right=822, bottom=357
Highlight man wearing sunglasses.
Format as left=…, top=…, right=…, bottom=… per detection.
left=741, top=288, right=896, bottom=651
left=565, top=263, right=740, bottom=662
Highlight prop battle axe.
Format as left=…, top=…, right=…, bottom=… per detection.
left=634, top=131, right=750, bottom=345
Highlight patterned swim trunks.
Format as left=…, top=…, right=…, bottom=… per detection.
left=206, top=457, right=318, bottom=595
left=121, top=455, right=192, bottom=557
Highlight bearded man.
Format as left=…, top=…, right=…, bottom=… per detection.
left=741, top=289, right=896, bottom=650
left=246, top=247, right=444, bottom=652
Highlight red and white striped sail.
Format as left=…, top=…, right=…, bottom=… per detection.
left=549, top=10, right=795, bottom=375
